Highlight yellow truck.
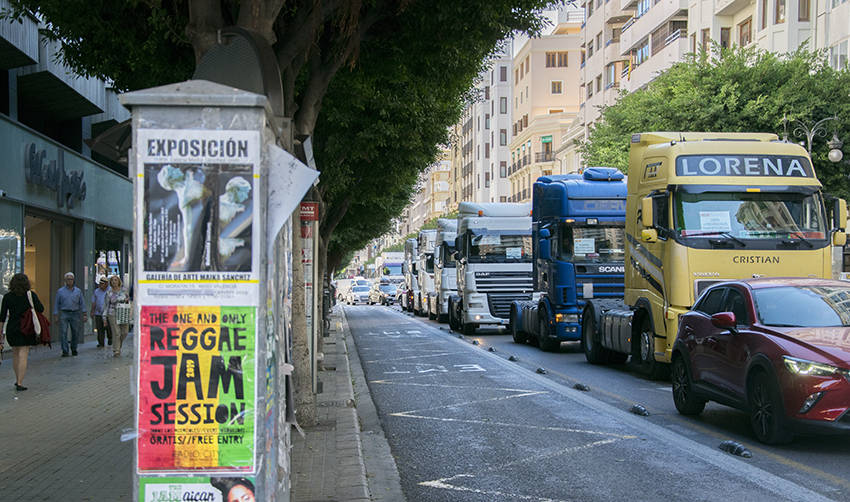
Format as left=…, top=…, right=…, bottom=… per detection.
left=580, top=132, right=848, bottom=379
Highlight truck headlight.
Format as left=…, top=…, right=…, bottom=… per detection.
left=555, top=314, right=578, bottom=323
left=783, top=356, right=849, bottom=380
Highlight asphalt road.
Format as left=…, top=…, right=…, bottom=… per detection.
left=346, top=304, right=846, bottom=502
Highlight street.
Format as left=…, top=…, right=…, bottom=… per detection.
left=347, top=304, right=849, bottom=502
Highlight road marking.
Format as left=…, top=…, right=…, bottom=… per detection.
left=419, top=439, right=622, bottom=501
left=366, top=352, right=452, bottom=363
left=454, top=363, right=485, bottom=372
left=391, top=413, right=637, bottom=438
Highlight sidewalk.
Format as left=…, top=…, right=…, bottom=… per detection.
left=291, top=306, right=403, bottom=502
left=0, top=336, right=135, bottom=501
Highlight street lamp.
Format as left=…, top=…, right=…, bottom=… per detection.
left=781, top=114, right=844, bottom=163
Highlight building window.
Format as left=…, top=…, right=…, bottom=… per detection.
left=485, top=113, right=490, bottom=130
left=761, top=0, right=769, bottom=28
left=775, top=0, right=786, bottom=23
left=720, top=27, right=730, bottom=49
left=701, top=29, right=710, bottom=51
left=636, top=0, right=651, bottom=17
left=588, top=40, right=594, bottom=57
left=500, top=97, right=507, bottom=114
left=605, top=63, right=617, bottom=88
left=798, top=0, right=810, bottom=21
left=690, top=33, right=696, bottom=53
left=635, top=40, right=650, bottom=65
left=587, top=82, right=594, bottom=97
left=485, top=172, right=490, bottom=188
left=557, top=51, right=568, bottom=67
left=831, top=41, right=848, bottom=70
left=500, top=196, right=507, bottom=202
left=500, top=129, right=507, bottom=146
left=588, top=1, right=593, bottom=16
left=485, top=86, right=490, bottom=100
left=546, top=52, right=557, bottom=67
left=739, top=17, right=752, bottom=46
left=523, top=114, right=528, bottom=128
left=596, top=75, right=602, bottom=92
left=515, top=68, right=519, bottom=84
left=500, top=161, right=507, bottom=178
left=500, top=65, right=508, bottom=81
left=549, top=109, right=563, bottom=114
left=485, top=143, right=490, bottom=158
left=596, top=32, right=602, bottom=50
left=551, top=81, right=562, bottom=94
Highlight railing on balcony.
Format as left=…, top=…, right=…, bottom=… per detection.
left=665, top=29, right=685, bottom=46
left=522, top=156, right=529, bottom=166
left=535, top=152, right=554, bottom=162
left=606, top=37, right=620, bottom=46
left=621, top=65, right=630, bottom=79
left=605, top=81, right=620, bottom=90
left=621, top=17, right=636, bottom=33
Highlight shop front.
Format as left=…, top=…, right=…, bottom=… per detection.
left=0, top=114, right=132, bottom=339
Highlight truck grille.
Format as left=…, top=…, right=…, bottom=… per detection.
left=488, top=293, right=532, bottom=319
left=474, top=272, right=533, bottom=319
left=573, top=274, right=624, bottom=301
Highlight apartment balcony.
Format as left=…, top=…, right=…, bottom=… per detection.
left=621, top=35, right=688, bottom=92
left=0, top=3, right=38, bottom=70
left=620, top=0, right=688, bottom=53
left=604, top=0, right=633, bottom=24
left=535, top=152, right=555, bottom=163
left=620, top=0, right=638, bottom=11
left=604, top=39, right=627, bottom=62
left=715, top=0, right=750, bottom=16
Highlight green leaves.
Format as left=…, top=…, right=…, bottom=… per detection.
left=581, top=47, right=850, bottom=199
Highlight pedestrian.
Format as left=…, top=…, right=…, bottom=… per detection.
left=90, top=276, right=112, bottom=348
left=0, top=273, right=45, bottom=391
left=104, top=275, right=130, bottom=357
left=53, top=272, right=87, bottom=357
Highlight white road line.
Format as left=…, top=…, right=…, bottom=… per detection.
left=391, top=413, right=636, bottom=438
left=419, top=475, right=572, bottom=502
left=391, top=390, right=547, bottom=416
left=369, top=380, right=542, bottom=392
left=365, top=352, right=452, bottom=363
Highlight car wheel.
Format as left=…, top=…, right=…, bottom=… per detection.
left=510, top=306, right=527, bottom=344
left=671, top=355, right=706, bottom=415
left=581, top=313, right=609, bottom=364
left=538, top=311, right=560, bottom=352
left=631, top=315, right=668, bottom=380
left=748, top=371, right=793, bottom=445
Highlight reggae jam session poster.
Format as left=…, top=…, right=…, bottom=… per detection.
left=139, top=476, right=256, bottom=502
left=137, top=305, right=256, bottom=473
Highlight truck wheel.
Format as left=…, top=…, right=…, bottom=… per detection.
left=748, top=370, right=793, bottom=444
left=538, top=312, right=560, bottom=352
left=510, top=306, right=527, bottom=344
left=581, top=313, right=609, bottom=364
left=448, top=299, right=459, bottom=330
left=463, top=322, right=476, bottom=336
left=631, top=315, right=668, bottom=380
left=428, top=298, right=437, bottom=320
left=671, top=355, right=706, bottom=415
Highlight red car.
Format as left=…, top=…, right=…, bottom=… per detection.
left=672, top=278, right=850, bottom=444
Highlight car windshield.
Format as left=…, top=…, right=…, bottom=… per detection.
left=356, top=280, right=369, bottom=286
left=559, top=224, right=625, bottom=263
left=753, top=286, right=850, bottom=327
left=353, top=286, right=370, bottom=292
left=379, top=284, right=396, bottom=293
left=675, top=191, right=827, bottom=241
left=469, top=233, right=532, bottom=263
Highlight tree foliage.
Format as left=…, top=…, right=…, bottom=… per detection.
left=581, top=47, right=850, bottom=199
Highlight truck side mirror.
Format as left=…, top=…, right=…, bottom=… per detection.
left=834, top=231, right=847, bottom=246
left=834, top=199, right=847, bottom=231
left=641, top=197, right=654, bottom=228
left=539, top=228, right=551, bottom=239
left=641, top=228, right=658, bottom=243
left=539, top=238, right=551, bottom=260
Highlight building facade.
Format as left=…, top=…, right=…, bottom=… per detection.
left=1, top=3, right=132, bottom=318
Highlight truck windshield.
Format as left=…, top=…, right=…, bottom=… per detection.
left=382, top=264, right=402, bottom=276
left=424, top=254, right=435, bottom=273
left=559, top=225, right=625, bottom=262
left=674, top=191, right=827, bottom=241
left=469, top=233, right=532, bottom=263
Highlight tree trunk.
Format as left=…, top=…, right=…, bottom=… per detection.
left=290, top=206, right=317, bottom=426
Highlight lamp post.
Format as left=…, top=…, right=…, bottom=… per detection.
left=781, top=114, right=844, bottom=163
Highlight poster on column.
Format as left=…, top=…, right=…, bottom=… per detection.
left=137, top=305, right=256, bottom=474
left=139, top=475, right=256, bottom=502
left=137, top=129, right=260, bottom=305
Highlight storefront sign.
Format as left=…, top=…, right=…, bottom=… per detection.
left=541, top=135, right=552, bottom=144
left=137, top=305, right=257, bottom=473
left=24, top=143, right=87, bottom=208
left=137, top=129, right=260, bottom=305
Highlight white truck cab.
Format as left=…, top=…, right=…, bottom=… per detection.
left=429, top=219, right=457, bottom=322
left=402, top=238, right=418, bottom=311
left=415, top=229, right=437, bottom=316
left=451, top=202, right=533, bottom=335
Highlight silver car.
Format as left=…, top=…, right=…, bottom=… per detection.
left=346, top=285, right=371, bottom=305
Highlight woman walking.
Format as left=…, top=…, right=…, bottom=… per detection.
left=0, top=273, right=44, bottom=391
left=104, top=275, right=130, bottom=357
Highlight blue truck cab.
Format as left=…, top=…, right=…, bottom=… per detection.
left=508, top=168, right=627, bottom=351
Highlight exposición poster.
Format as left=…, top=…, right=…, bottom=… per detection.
left=137, top=129, right=260, bottom=305
left=139, top=476, right=256, bottom=502
left=137, top=305, right=256, bottom=473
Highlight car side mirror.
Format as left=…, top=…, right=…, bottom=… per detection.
left=641, top=197, right=654, bottom=228
left=711, top=312, right=737, bottom=331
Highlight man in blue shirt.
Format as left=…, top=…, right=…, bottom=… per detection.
left=90, top=276, right=111, bottom=347
left=53, top=272, right=87, bottom=357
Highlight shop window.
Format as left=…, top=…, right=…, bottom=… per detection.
left=0, top=200, right=23, bottom=295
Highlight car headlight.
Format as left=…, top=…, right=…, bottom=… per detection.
left=783, top=356, right=850, bottom=380
left=555, top=314, right=578, bottom=323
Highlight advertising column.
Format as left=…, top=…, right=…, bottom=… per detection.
left=136, top=128, right=262, bottom=500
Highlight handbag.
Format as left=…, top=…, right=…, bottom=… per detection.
left=116, top=301, right=133, bottom=326
left=20, top=291, right=51, bottom=347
